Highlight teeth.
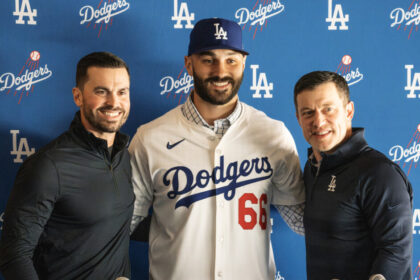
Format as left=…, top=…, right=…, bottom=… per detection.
left=313, top=131, right=329, bottom=136
left=103, top=111, right=119, bottom=117
left=212, top=81, right=229, bottom=87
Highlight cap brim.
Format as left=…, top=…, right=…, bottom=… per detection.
left=189, top=45, right=249, bottom=56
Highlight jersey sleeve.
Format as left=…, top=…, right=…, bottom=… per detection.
left=270, top=123, right=305, bottom=206
left=128, top=128, right=154, bottom=218
left=361, top=162, right=413, bottom=279
left=0, top=154, right=59, bottom=279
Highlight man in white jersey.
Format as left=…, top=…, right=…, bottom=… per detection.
left=129, top=18, right=305, bottom=280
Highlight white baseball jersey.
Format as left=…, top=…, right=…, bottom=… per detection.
left=129, top=103, right=305, bottom=280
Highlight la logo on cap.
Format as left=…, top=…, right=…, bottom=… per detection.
left=214, top=23, right=228, bottom=40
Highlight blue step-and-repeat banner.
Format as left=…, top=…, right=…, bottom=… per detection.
left=1, top=0, right=419, bottom=279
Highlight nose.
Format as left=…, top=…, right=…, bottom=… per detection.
left=105, top=92, right=118, bottom=107
left=312, top=111, right=325, bottom=128
left=212, top=61, right=228, bottom=78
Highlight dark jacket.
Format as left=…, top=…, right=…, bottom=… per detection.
left=304, top=128, right=413, bottom=280
left=0, top=112, right=135, bottom=280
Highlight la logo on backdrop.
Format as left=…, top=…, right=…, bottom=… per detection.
left=0, top=51, right=53, bottom=104
left=13, top=0, right=37, bottom=25
left=235, top=0, right=285, bottom=39
left=390, top=0, right=420, bottom=39
left=405, top=64, right=420, bottom=98
left=79, top=0, right=130, bottom=38
left=335, top=55, right=363, bottom=86
left=326, top=0, right=349, bottom=30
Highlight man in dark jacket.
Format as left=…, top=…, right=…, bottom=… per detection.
left=0, top=52, right=134, bottom=280
left=294, top=71, right=413, bottom=280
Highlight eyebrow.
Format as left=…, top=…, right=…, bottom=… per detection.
left=93, top=86, right=129, bottom=92
left=94, top=86, right=110, bottom=91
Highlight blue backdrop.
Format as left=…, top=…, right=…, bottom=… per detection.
left=1, top=0, right=419, bottom=279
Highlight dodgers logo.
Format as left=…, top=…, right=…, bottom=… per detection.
left=251, top=64, right=273, bottom=98
left=10, top=130, right=35, bottom=163
left=326, top=0, right=349, bottom=30
left=414, top=209, right=420, bottom=235
left=14, top=0, right=37, bottom=25
left=335, top=55, right=363, bottom=86
left=79, top=0, right=130, bottom=38
left=172, top=0, right=195, bottom=29
left=405, top=65, right=420, bottom=98
left=235, top=0, right=285, bottom=39
left=414, top=259, right=420, bottom=279
left=214, top=23, right=228, bottom=40
left=163, top=156, right=273, bottom=208
left=160, top=66, right=193, bottom=104
left=388, top=124, right=420, bottom=175
left=275, top=271, right=286, bottom=280
left=0, top=51, right=52, bottom=104
left=390, top=2, right=420, bottom=39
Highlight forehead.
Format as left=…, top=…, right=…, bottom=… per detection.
left=85, top=66, right=130, bottom=84
left=297, top=82, right=344, bottom=108
left=194, top=49, right=244, bottom=57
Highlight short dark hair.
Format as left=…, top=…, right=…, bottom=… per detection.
left=75, top=51, right=130, bottom=89
left=293, top=71, right=349, bottom=111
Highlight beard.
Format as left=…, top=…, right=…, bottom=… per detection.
left=192, top=70, right=243, bottom=105
left=82, top=104, right=128, bottom=133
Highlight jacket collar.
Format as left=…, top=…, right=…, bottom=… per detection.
left=69, top=111, right=129, bottom=153
left=307, top=127, right=369, bottom=172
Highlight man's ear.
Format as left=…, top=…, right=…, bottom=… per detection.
left=346, top=101, right=354, bottom=121
left=185, top=56, right=193, bottom=76
left=72, top=87, right=83, bottom=108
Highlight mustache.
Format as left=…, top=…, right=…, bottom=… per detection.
left=204, top=76, right=234, bottom=84
left=98, top=105, right=124, bottom=112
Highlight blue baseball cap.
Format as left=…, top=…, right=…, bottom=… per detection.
left=188, top=18, right=249, bottom=56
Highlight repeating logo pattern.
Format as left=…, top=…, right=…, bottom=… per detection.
left=414, top=209, right=420, bottom=234
left=235, top=0, right=285, bottom=39
left=0, top=51, right=52, bottom=104
left=275, top=271, right=286, bottom=280
left=335, top=55, right=363, bottom=86
left=251, top=64, right=273, bottom=98
left=10, top=130, right=35, bottom=163
left=79, top=0, right=130, bottom=38
left=326, top=0, right=349, bottom=30
left=13, top=0, right=37, bottom=25
left=390, top=1, right=420, bottom=39
left=160, top=67, right=193, bottom=104
left=172, top=0, right=195, bottom=29
left=405, top=65, right=420, bottom=98
left=388, top=124, right=420, bottom=176
left=414, top=260, right=420, bottom=280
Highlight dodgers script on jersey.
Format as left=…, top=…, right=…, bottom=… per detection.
left=129, top=103, right=305, bottom=280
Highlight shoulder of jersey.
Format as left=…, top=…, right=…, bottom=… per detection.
left=242, top=103, right=286, bottom=131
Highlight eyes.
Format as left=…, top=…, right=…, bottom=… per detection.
left=300, top=106, right=335, bottom=118
left=200, top=57, right=239, bottom=65
left=94, top=88, right=129, bottom=96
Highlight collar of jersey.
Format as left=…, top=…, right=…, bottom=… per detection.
left=181, top=94, right=242, bottom=137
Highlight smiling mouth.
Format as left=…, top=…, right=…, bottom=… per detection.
left=312, top=130, right=330, bottom=136
left=100, top=110, right=122, bottom=119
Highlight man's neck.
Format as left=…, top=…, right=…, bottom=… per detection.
left=81, top=118, right=115, bottom=147
left=192, top=91, right=237, bottom=126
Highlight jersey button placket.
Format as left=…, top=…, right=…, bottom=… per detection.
left=214, top=146, right=225, bottom=279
